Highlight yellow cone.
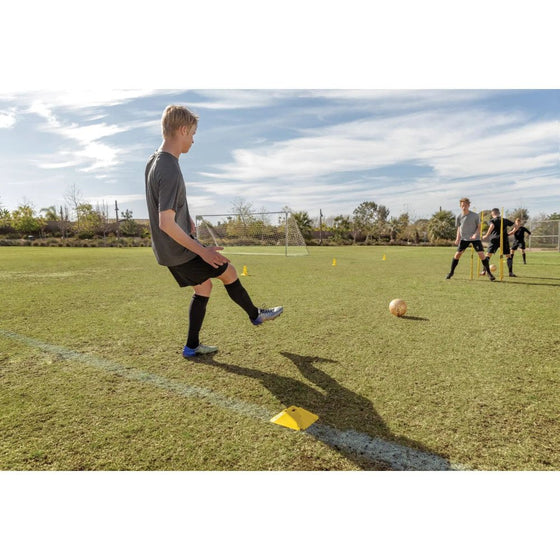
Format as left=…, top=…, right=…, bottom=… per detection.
left=332, top=258, right=336, bottom=266
left=382, top=254, right=386, bottom=261
left=241, top=265, right=248, bottom=276
left=270, top=406, right=319, bottom=431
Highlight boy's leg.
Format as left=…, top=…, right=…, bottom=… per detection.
left=219, top=264, right=259, bottom=321
left=446, top=252, right=462, bottom=279
left=478, top=253, right=495, bottom=280
left=219, top=264, right=283, bottom=324
left=507, top=255, right=516, bottom=276
left=522, top=250, right=527, bottom=264
left=186, top=293, right=210, bottom=350
left=183, top=281, right=218, bottom=357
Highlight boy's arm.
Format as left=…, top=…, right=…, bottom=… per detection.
left=455, top=226, right=461, bottom=245
left=159, top=209, right=229, bottom=268
left=482, top=223, right=494, bottom=240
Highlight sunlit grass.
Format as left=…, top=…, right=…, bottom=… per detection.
left=1, top=246, right=559, bottom=470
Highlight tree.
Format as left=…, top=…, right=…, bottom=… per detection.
left=428, top=209, right=455, bottom=242
left=40, top=205, right=59, bottom=221
left=11, top=204, right=43, bottom=237
left=230, top=197, right=255, bottom=222
left=352, top=201, right=390, bottom=243
left=331, top=215, right=352, bottom=243
left=353, top=201, right=378, bottom=243
left=120, top=209, right=140, bottom=236
left=0, top=208, right=12, bottom=234
left=509, top=208, right=530, bottom=222
left=291, top=211, right=313, bottom=241
left=64, top=184, right=84, bottom=222
left=388, top=212, right=409, bottom=242
left=75, top=203, right=103, bottom=238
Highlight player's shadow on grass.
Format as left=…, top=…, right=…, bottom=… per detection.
left=209, top=353, right=451, bottom=470
left=495, top=278, right=560, bottom=287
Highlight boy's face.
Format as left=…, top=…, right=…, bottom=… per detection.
left=179, top=124, right=197, bottom=154
left=460, top=201, right=470, bottom=213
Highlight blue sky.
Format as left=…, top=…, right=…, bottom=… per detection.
left=0, top=89, right=558, bottom=222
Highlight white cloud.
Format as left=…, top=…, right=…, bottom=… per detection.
left=187, top=90, right=297, bottom=110
left=0, top=108, right=16, bottom=128
left=26, top=99, right=125, bottom=174
left=202, top=109, right=557, bottom=186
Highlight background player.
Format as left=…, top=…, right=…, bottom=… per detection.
left=446, top=198, right=495, bottom=281
left=511, top=218, right=531, bottom=264
left=482, top=208, right=518, bottom=277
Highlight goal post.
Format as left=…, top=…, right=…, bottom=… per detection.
left=527, top=219, right=560, bottom=251
left=195, top=211, right=309, bottom=256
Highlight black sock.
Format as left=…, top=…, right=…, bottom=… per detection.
left=507, top=257, right=513, bottom=273
left=224, top=279, right=259, bottom=321
left=450, top=258, right=459, bottom=274
left=523, top=253, right=526, bottom=264
left=482, top=257, right=491, bottom=273
left=186, top=294, right=209, bottom=349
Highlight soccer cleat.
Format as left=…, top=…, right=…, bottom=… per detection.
left=182, top=344, right=218, bottom=358
left=445, top=273, right=453, bottom=279
left=509, top=273, right=517, bottom=277
left=251, top=306, right=284, bottom=325
left=489, top=273, right=496, bottom=281
left=480, top=270, right=486, bottom=276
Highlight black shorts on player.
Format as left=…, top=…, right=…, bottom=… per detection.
left=168, top=257, right=229, bottom=287
left=457, top=239, right=484, bottom=253
left=486, top=238, right=510, bottom=255
left=511, top=239, right=526, bottom=251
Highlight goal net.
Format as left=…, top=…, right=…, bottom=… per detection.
left=527, top=219, right=560, bottom=251
left=195, top=211, right=309, bottom=256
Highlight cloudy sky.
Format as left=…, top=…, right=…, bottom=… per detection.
left=0, top=89, right=558, bottom=223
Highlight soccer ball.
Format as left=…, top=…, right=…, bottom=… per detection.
left=490, top=264, right=497, bottom=272
left=389, top=299, right=407, bottom=317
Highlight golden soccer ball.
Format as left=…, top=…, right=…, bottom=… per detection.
left=489, top=264, right=497, bottom=272
left=389, top=299, right=407, bottom=317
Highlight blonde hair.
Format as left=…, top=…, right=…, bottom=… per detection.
left=459, top=197, right=471, bottom=205
left=161, top=105, right=199, bottom=138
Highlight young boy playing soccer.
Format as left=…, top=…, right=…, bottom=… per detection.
left=446, top=198, right=495, bottom=281
left=145, top=105, right=283, bottom=358
left=510, top=218, right=531, bottom=264
left=482, top=208, right=519, bottom=277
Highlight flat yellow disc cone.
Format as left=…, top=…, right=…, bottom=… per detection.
left=270, top=406, right=319, bottom=431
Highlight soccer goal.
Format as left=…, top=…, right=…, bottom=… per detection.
left=527, top=219, right=560, bottom=251
left=195, top=211, right=309, bottom=256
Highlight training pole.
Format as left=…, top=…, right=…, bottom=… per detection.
left=470, top=246, right=474, bottom=280
left=499, top=207, right=504, bottom=281
left=477, top=211, right=484, bottom=278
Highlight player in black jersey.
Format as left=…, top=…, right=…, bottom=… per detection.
left=510, top=218, right=531, bottom=264
left=481, top=208, right=519, bottom=277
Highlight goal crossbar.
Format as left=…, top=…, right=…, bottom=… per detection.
left=195, top=211, right=309, bottom=256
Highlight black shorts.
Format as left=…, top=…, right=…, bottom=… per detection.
left=168, top=257, right=229, bottom=287
left=457, top=239, right=484, bottom=253
left=486, top=238, right=510, bottom=255
left=512, top=240, right=525, bottom=251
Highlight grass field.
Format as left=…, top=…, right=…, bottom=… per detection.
left=1, top=245, right=559, bottom=471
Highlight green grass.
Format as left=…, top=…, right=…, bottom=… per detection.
left=1, top=246, right=559, bottom=470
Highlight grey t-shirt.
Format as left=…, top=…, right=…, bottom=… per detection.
left=456, top=210, right=480, bottom=240
left=145, top=151, right=197, bottom=266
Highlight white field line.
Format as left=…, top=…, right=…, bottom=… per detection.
left=0, top=329, right=465, bottom=471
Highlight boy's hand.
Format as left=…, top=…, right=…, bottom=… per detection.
left=200, top=246, right=230, bottom=268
